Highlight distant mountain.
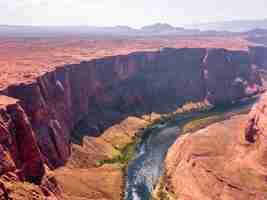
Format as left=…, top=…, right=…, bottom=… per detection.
left=185, top=19, right=267, bottom=32
left=0, top=24, right=200, bottom=37
left=140, top=23, right=198, bottom=36
left=0, top=25, right=139, bottom=37
left=141, top=23, right=177, bottom=32
left=1, top=21, right=266, bottom=38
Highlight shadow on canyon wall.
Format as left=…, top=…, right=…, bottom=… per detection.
left=0, top=46, right=265, bottom=170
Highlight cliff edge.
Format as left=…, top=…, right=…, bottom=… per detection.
left=0, top=47, right=264, bottom=199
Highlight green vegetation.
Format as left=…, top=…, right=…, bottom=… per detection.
left=97, top=101, right=212, bottom=167
left=181, top=115, right=224, bottom=134
left=180, top=98, right=256, bottom=134
left=89, top=97, right=255, bottom=169
left=151, top=97, right=258, bottom=199
left=95, top=97, right=257, bottom=200
left=180, top=109, right=247, bottom=135
left=150, top=101, right=212, bottom=125
left=152, top=175, right=176, bottom=200
left=97, top=138, right=139, bottom=167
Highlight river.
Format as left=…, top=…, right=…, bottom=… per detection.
left=124, top=97, right=258, bottom=200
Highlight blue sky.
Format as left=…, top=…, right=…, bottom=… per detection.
left=1, top=0, right=267, bottom=27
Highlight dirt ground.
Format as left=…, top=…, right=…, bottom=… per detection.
left=0, top=36, right=251, bottom=90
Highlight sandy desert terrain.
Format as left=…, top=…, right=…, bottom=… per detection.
left=0, top=36, right=251, bottom=90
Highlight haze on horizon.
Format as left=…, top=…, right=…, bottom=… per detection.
left=1, top=0, right=267, bottom=28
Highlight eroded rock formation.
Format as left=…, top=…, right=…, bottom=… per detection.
left=0, top=96, right=59, bottom=199
left=2, top=48, right=262, bottom=166
left=246, top=92, right=267, bottom=167
left=0, top=47, right=264, bottom=199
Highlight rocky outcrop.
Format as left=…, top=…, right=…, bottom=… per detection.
left=245, top=92, right=267, bottom=166
left=164, top=92, right=267, bottom=200
left=0, top=95, right=59, bottom=199
left=0, top=47, right=264, bottom=199
left=0, top=96, right=44, bottom=184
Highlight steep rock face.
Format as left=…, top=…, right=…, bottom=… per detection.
left=0, top=47, right=264, bottom=199
left=1, top=47, right=262, bottom=169
left=204, top=49, right=261, bottom=103
left=7, top=103, right=45, bottom=184
left=5, top=72, right=72, bottom=168
left=100, top=48, right=207, bottom=116
left=0, top=95, right=44, bottom=184
left=249, top=46, right=267, bottom=69
left=164, top=92, right=267, bottom=200
left=0, top=95, right=60, bottom=199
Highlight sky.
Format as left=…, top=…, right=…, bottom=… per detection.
left=1, top=0, right=267, bottom=28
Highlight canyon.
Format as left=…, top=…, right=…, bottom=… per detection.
left=0, top=43, right=266, bottom=199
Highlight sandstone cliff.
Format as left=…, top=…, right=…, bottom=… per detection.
left=1, top=48, right=262, bottom=168
left=0, top=47, right=264, bottom=199
left=0, top=96, right=60, bottom=199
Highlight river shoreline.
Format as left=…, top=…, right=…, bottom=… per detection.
left=95, top=95, right=259, bottom=200
left=124, top=95, right=259, bottom=200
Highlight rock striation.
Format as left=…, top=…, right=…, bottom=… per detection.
left=0, top=96, right=60, bottom=199
left=0, top=47, right=265, bottom=199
